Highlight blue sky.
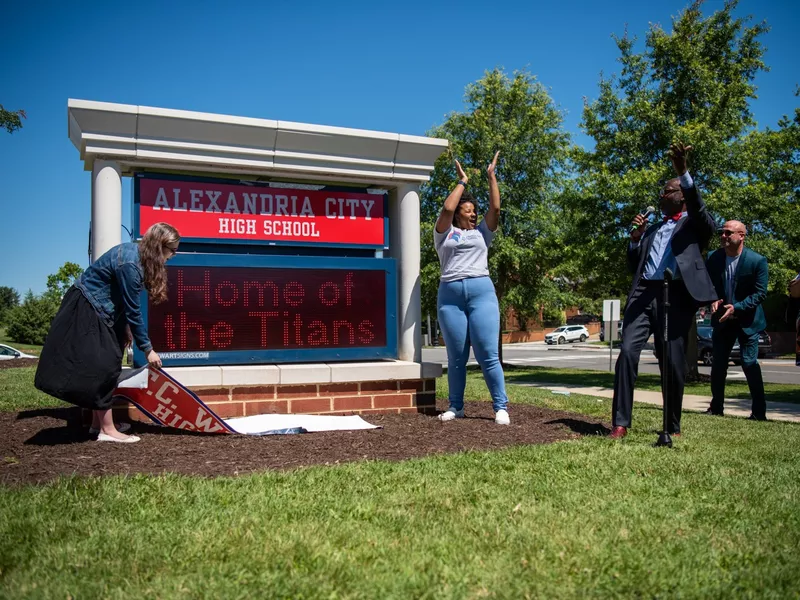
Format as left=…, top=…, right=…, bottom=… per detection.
left=1, top=0, right=798, bottom=295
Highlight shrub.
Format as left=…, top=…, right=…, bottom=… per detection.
left=6, top=291, right=58, bottom=345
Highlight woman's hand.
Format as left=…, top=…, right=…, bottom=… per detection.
left=146, top=350, right=163, bottom=369
left=455, top=160, right=468, bottom=184
left=487, top=151, right=500, bottom=178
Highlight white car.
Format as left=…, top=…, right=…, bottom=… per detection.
left=544, top=325, right=590, bottom=345
left=0, top=343, right=36, bottom=360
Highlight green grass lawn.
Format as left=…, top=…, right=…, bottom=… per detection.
left=1, top=366, right=800, bottom=598
left=0, top=367, right=63, bottom=412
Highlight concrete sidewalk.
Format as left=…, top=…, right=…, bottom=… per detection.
left=519, top=382, right=800, bottom=423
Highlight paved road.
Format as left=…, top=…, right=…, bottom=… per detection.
left=422, top=336, right=800, bottom=386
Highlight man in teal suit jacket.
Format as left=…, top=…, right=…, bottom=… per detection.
left=706, top=220, right=769, bottom=420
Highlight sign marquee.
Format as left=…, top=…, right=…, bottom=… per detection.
left=134, top=174, right=388, bottom=248
left=135, top=254, right=397, bottom=367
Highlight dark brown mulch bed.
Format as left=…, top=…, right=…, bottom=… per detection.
left=0, top=358, right=37, bottom=370
left=0, top=401, right=610, bottom=485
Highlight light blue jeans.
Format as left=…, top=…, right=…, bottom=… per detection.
left=437, top=276, right=508, bottom=413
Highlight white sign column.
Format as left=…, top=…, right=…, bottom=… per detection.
left=90, top=160, right=122, bottom=262
left=389, top=183, right=422, bottom=363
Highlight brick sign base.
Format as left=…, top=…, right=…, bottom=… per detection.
left=115, top=378, right=437, bottom=423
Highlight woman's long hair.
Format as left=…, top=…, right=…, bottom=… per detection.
left=138, top=222, right=180, bottom=305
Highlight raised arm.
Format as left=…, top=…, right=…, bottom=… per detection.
left=435, top=160, right=469, bottom=234
left=484, top=151, right=501, bottom=232
left=671, top=142, right=715, bottom=247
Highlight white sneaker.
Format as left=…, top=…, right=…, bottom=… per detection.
left=495, top=409, right=510, bottom=425
left=97, top=432, right=140, bottom=443
left=438, top=408, right=465, bottom=422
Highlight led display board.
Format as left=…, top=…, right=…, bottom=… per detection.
left=135, top=254, right=397, bottom=367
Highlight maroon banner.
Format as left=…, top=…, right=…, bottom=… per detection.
left=136, top=176, right=386, bottom=246
left=114, top=367, right=233, bottom=433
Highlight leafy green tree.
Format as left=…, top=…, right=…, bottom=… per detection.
left=420, top=68, right=571, bottom=331
left=0, top=286, right=20, bottom=326
left=45, top=262, right=83, bottom=302
left=568, top=0, right=792, bottom=375
left=5, top=263, right=84, bottom=345
left=6, top=291, right=57, bottom=345
left=728, top=95, right=800, bottom=328
left=570, top=0, right=770, bottom=295
left=0, top=105, right=26, bottom=134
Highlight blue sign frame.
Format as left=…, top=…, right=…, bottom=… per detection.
left=133, top=253, right=398, bottom=367
left=132, top=172, right=390, bottom=251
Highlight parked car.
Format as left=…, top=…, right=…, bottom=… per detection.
left=695, top=327, right=772, bottom=365
left=599, top=321, right=623, bottom=342
left=545, top=325, right=590, bottom=345
left=0, top=344, right=36, bottom=360
left=566, top=314, right=599, bottom=325
left=758, top=331, right=772, bottom=357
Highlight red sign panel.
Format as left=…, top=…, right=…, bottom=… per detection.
left=148, top=266, right=387, bottom=354
left=114, top=367, right=233, bottom=433
left=136, top=176, right=386, bottom=246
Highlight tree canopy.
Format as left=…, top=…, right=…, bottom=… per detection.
left=419, top=0, right=797, bottom=339
left=0, top=105, right=26, bottom=134
left=567, top=0, right=798, bottom=303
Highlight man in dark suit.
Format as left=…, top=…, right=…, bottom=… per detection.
left=610, top=143, right=718, bottom=439
left=705, top=221, right=769, bottom=420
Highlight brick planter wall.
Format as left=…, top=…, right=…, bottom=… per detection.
left=117, top=378, right=438, bottom=423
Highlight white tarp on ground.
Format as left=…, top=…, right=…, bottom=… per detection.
left=224, top=414, right=380, bottom=435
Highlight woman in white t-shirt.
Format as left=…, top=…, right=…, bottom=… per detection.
left=433, top=152, right=510, bottom=424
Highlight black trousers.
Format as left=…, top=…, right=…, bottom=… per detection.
left=710, top=323, right=766, bottom=418
left=612, top=279, right=695, bottom=433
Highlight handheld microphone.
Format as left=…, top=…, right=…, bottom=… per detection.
left=630, top=206, right=656, bottom=233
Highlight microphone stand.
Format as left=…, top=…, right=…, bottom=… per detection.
left=656, top=269, right=674, bottom=448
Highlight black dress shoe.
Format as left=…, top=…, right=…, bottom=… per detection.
left=748, top=414, right=768, bottom=421
left=705, top=408, right=724, bottom=416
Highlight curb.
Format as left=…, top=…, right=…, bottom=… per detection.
left=546, top=344, right=613, bottom=352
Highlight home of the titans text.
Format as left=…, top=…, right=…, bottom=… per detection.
left=147, top=268, right=387, bottom=352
